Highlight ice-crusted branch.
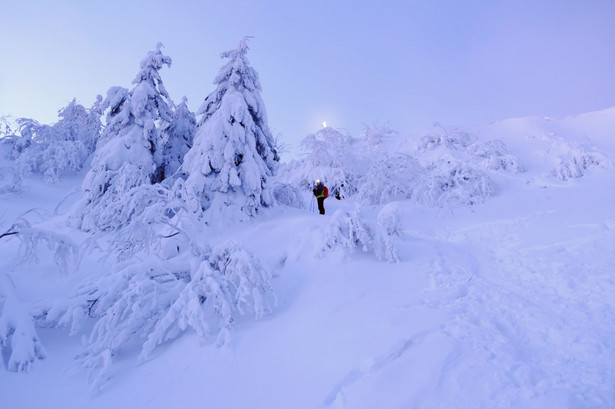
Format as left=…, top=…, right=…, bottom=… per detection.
left=3, top=211, right=80, bottom=274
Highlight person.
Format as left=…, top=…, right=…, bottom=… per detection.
left=312, top=180, right=328, bottom=215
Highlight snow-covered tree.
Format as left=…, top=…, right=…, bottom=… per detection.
left=156, top=97, right=196, bottom=182
left=283, top=126, right=358, bottom=200
left=69, top=44, right=173, bottom=231
left=58, top=239, right=275, bottom=391
left=357, top=152, right=425, bottom=205
left=377, top=202, right=405, bottom=237
left=413, top=158, right=495, bottom=207
left=419, top=123, right=475, bottom=152
left=0, top=99, right=101, bottom=184
left=360, top=123, right=398, bottom=155
left=553, top=147, right=610, bottom=181
left=320, top=209, right=399, bottom=263
left=466, top=139, right=524, bottom=173
left=181, top=38, right=279, bottom=222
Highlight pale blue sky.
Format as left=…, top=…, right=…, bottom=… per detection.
left=1, top=0, right=614, bottom=156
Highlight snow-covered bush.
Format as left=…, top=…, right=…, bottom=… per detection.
left=554, top=148, right=610, bottom=181
left=361, top=123, right=398, bottom=153
left=0, top=165, right=23, bottom=194
left=377, top=202, right=405, bottom=237
left=69, top=44, right=174, bottom=231
left=271, top=183, right=305, bottom=208
left=295, top=127, right=358, bottom=199
left=419, top=123, right=475, bottom=152
left=320, top=209, right=399, bottom=263
left=182, top=38, right=279, bottom=222
left=467, top=139, right=524, bottom=173
left=0, top=273, right=46, bottom=372
left=1, top=100, right=101, bottom=184
left=414, top=159, right=495, bottom=207
left=357, top=153, right=425, bottom=205
left=69, top=240, right=274, bottom=390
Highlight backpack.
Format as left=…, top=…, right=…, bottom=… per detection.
left=323, top=186, right=328, bottom=198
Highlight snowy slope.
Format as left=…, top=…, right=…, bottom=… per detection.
left=1, top=109, right=615, bottom=409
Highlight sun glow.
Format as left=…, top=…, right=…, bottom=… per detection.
left=322, top=121, right=327, bottom=128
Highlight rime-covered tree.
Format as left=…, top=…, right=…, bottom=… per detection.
left=181, top=38, right=279, bottom=222
left=69, top=44, right=173, bottom=231
left=156, top=97, right=196, bottom=182
left=1, top=99, right=101, bottom=184
left=296, top=126, right=358, bottom=199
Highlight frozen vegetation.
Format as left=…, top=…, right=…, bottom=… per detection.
left=1, top=41, right=614, bottom=408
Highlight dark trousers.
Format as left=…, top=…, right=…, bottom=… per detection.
left=317, top=197, right=325, bottom=215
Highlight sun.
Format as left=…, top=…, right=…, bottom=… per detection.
left=322, top=121, right=327, bottom=128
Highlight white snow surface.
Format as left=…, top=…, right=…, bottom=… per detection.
left=2, top=108, right=615, bottom=408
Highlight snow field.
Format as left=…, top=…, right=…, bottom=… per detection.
left=2, top=97, right=615, bottom=408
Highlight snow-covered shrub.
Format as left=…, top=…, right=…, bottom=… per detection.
left=467, top=140, right=524, bottom=173
left=69, top=44, right=174, bottom=231
left=182, top=38, right=279, bottom=222
left=419, top=123, right=475, bottom=151
left=414, top=159, right=495, bottom=207
left=1, top=100, right=101, bottom=184
left=271, top=183, right=304, bottom=208
left=320, top=209, right=399, bottom=263
left=1, top=118, right=36, bottom=160
left=295, top=126, right=358, bottom=199
left=357, top=153, right=425, bottom=205
left=361, top=123, right=398, bottom=153
left=377, top=202, right=405, bottom=237
left=0, top=273, right=46, bottom=372
left=554, top=148, right=610, bottom=181
left=74, top=240, right=274, bottom=389
left=0, top=165, right=23, bottom=194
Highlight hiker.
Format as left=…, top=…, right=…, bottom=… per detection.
left=312, top=180, right=328, bottom=215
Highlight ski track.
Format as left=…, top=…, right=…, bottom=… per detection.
left=318, top=212, right=615, bottom=408
left=417, top=216, right=615, bottom=407
left=322, top=327, right=440, bottom=408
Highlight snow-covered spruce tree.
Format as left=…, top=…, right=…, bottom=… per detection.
left=69, top=44, right=173, bottom=231
left=156, top=97, right=196, bottom=182
left=181, top=38, right=279, bottom=222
